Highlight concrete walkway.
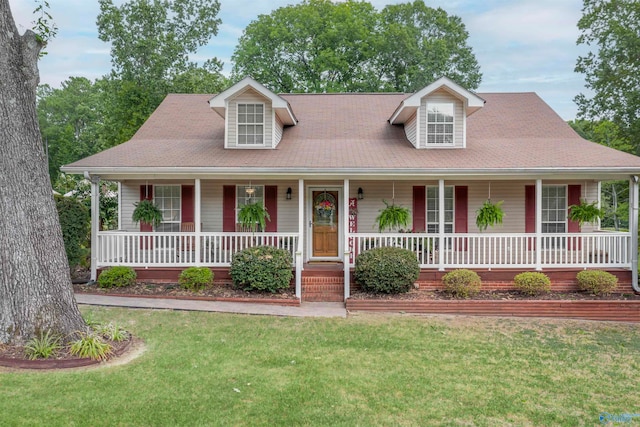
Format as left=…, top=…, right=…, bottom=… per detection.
left=75, top=294, right=347, bottom=318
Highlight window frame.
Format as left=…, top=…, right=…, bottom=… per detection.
left=426, top=186, right=455, bottom=234
left=153, top=185, right=181, bottom=232
left=426, top=102, right=455, bottom=146
left=541, top=185, right=567, bottom=234
left=236, top=103, right=265, bottom=146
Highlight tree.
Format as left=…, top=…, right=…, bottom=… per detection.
left=575, top=0, right=640, bottom=154
left=232, top=0, right=481, bottom=93
left=377, top=1, right=481, bottom=92
left=96, top=0, right=225, bottom=146
left=0, top=0, right=86, bottom=344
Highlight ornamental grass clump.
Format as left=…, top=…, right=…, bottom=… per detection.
left=354, top=247, right=420, bottom=294
left=24, top=330, right=62, bottom=360
left=98, top=266, right=136, bottom=288
left=70, top=331, right=112, bottom=361
left=179, top=267, right=214, bottom=291
left=442, top=269, right=482, bottom=298
left=514, top=272, right=551, bottom=296
left=576, top=270, right=618, bottom=295
left=230, top=246, right=293, bottom=293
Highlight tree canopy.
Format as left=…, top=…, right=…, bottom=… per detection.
left=575, top=0, right=640, bottom=154
left=232, top=0, right=481, bottom=93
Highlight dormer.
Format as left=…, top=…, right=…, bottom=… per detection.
left=388, top=77, right=485, bottom=149
left=209, top=77, right=297, bottom=149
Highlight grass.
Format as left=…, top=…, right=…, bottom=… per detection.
left=2, top=308, right=640, bottom=426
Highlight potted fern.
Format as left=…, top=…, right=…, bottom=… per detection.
left=132, top=200, right=163, bottom=228
left=375, top=200, right=410, bottom=232
left=238, top=202, right=270, bottom=233
left=569, top=199, right=605, bottom=226
left=475, top=200, right=504, bottom=231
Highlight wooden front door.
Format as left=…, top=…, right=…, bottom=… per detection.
left=312, top=190, right=339, bottom=257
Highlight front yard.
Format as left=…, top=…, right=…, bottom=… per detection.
left=1, top=307, right=639, bottom=426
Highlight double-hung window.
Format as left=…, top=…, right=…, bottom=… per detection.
left=237, top=104, right=264, bottom=145
left=236, top=185, right=265, bottom=229
left=154, top=185, right=181, bottom=232
left=541, top=185, right=567, bottom=233
left=426, top=186, right=454, bottom=233
left=426, top=103, right=454, bottom=146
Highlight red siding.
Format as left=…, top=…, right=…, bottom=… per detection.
left=454, top=186, right=468, bottom=233
left=412, top=186, right=426, bottom=232
left=181, top=185, right=194, bottom=223
left=139, top=185, right=153, bottom=232
left=568, top=185, right=581, bottom=233
left=223, top=185, right=236, bottom=232
left=265, top=185, right=277, bottom=232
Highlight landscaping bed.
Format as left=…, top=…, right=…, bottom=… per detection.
left=73, top=282, right=300, bottom=306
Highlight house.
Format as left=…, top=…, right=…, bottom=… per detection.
left=63, top=77, right=640, bottom=301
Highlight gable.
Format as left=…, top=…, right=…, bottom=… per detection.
left=226, top=87, right=275, bottom=149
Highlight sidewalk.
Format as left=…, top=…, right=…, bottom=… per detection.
left=75, top=294, right=347, bottom=318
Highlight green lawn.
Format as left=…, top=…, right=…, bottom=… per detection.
left=2, top=308, right=640, bottom=426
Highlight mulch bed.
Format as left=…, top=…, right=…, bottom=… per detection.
left=0, top=336, right=133, bottom=369
left=73, top=282, right=298, bottom=301
left=349, top=289, right=640, bottom=301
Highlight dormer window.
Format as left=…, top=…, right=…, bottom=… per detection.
left=427, top=103, right=454, bottom=145
left=238, top=103, right=264, bottom=145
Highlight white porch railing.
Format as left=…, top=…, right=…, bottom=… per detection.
left=97, top=231, right=299, bottom=268
left=350, top=232, right=632, bottom=269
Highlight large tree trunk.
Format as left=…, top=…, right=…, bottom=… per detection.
left=0, top=0, right=86, bottom=344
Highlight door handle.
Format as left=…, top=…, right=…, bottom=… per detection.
left=309, top=220, right=313, bottom=228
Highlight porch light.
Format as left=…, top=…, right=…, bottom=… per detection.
left=245, top=182, right=255, bottom=196
left=286, top=187, right=292, bottom=200
left=358, top=187, right=364, bottom=200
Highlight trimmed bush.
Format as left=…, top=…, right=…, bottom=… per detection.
left=98, top=266, right=136, bottom=288
left=55, top=195, right=90, bottom=270
left=354, top=247, right=419, bottom=294
left=230, top=246, right=293, bottom=293
left=513, top=272, right=551, bottom=296
left=576, top=270, right=618, bottom=295
left=442, top=269, right=482, bottom=298
left=179, top=267, right=214, bottom=291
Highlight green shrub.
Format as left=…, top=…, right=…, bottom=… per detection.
left=513, top=272, right=551, bottom=296
left=230, top=246, right=293, bottom=293
left=576, top=270, right=618, bottom=295
left=179, top=267, right=214, bottom=291
left=24, top=330, right=62, bottom=360
left=354, top=247, right=420, bottom=294
left=98, top=266, right=136, bottom=288
left=442, top=269, right=482, bottom=298
left=55, top=195, right=90, bottom=270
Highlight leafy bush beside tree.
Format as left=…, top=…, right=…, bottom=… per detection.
left=514, top=272, right=551, bottom=296
left=55, top=195, right=90, bottom=270
left=576, top=270, right=618, bottom=295
left=442, top=269, right=482, bottom=298
left=179, top=267, right=214, bottom=291
left=98, top=266, right=137, bottom=288
left=354, top=247, right=420, bottom=294
left=230, top=246, right=293, bottom=293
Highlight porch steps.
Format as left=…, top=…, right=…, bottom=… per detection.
left=302, top=264, right=345, bottom=302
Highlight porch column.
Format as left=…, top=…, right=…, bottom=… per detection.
left=89, top=174, right=100, bottom=282
left=343, top=179, right=350, bottom=299
left=194, top=178, right=201, bottom=266
left=630, top=176, right=639, bottom=292
left=296, top=178, right=304, bottom=299
left=438, top=179, right=445, bottom=271
left=117, top=181, right=122, bottom=230
left=535, top=179, right=542, bottom=270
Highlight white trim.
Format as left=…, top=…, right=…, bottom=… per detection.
left=195, top=179, right=201, bottom=266
left=272, top=109, right=276, bottom=149
left=438, top=179, right=445, bottom=271
left=535, top=179, right=542, bottom=270
left=154, top=184, right=182, bottom=231
left=343, top=179, right=350, bottom=300
left=541, top=184, right=568, bottom=233
left=597, top=181, right=602, bottom=231
left=117, top=181, right=122, bottom=230
left=426, top=102, right=455, bottom=147
left=296, top=179, right=304, bottom=299
left=224, top=99, right=229, bottom=148
left=90, top=176, right=100, bottom=281
left=630, top=176, right=639, bottom=292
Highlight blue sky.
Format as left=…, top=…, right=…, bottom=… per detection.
left=8, top=0, right=590, bottom=120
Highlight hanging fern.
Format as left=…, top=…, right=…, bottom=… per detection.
left=238, top=203, right=270, bottom=233
left=132, top=200, right=163, bottom=227
left=375, top=200, right=410, bottom=232
left=475, top=200, right=504, bottom=231
left=569, top=199, right=605, bottom=226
